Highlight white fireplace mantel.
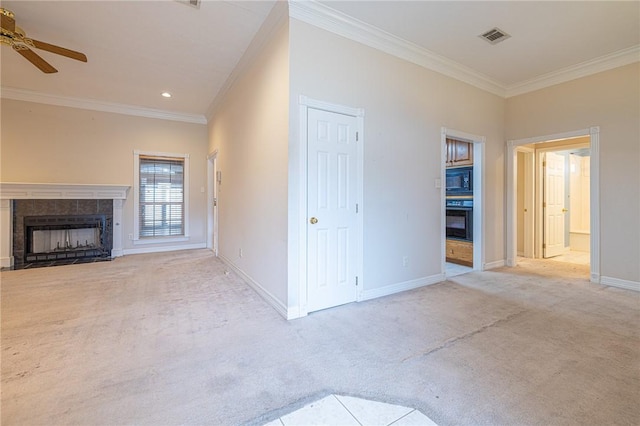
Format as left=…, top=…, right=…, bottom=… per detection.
left=1, top=183, right=131, bottom=267
left=1, top=182, right=129, bottom=200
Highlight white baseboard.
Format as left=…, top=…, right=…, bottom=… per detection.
left=218, top=255, right=291, bottom=320
left=1, top=256, right=14, bottom=268
left=110, top=249, right=124, bottom=258
left=359, top=273, right=445, bottom=302
left=484, top=259, right=506, bottom=270
left=122, top=242, right=206, bottom=256
left=601, top=276, right=640, bottom=292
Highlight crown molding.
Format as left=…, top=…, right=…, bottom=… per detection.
left=0, top=87, right=207, bottom=125
left=289, top=1, right=640, bottom=99
left=505, top=45, right=640, bottom=97
left=289, top=0, right=506, bottom=97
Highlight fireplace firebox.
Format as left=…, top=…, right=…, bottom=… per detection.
left=24, top=215, right=112, bottom=263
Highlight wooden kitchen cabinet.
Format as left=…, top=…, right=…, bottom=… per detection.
left=446, top=139, right=473, bottom=167
left=446, top=239, right=473, bottom=267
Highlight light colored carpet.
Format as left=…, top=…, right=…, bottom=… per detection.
left=1, top=249, right=638, bottom=425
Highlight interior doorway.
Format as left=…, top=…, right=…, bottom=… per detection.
left=507, top=127, right=600, bottom=283
left=516, top=137, right=591, bottom=267
left=297, top=96, right=364, bottom=317
left=306, top=107, right=359, bottom=312
left=441, top=128, right=485, bottom=278
left=207, top=150, right=219, bottom=256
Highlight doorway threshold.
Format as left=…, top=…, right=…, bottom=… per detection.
left=446, top=262, right=472, bottom=278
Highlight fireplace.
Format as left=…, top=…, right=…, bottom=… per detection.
left=1, top=183, right=129, bottom=269
left=11, top=200, right=114, bottom=268
left=24, top=214, right=111, bottom=263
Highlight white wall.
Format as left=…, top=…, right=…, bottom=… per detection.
left=288, top=19, right=505, bottom=305
left=208, top=9, right=290, bottom=307
left=506, top=63, right=640, bottom=283
left=0, top=100, right=209, bottom=253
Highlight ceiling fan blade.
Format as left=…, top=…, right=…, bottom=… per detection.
left=30, top=39, right=87, bottom=62
left=1, top=10, right=15, bottom=33
left=13, top=44, right=57, bottom=73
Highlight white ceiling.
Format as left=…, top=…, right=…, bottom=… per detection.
left=320, top=0, right=640, bottom=87
left=1, top=1, right=638, bottom=122
left=0, top=0, right=276, bottom=119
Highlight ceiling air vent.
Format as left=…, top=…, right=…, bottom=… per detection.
left=479, top=27, right=511, bottom=45
left=175, top=0, right=200, bottom=9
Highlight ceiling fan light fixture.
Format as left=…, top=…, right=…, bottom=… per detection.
left=1, top=8, right=87, bottom=73
left=161, top=92, right=172, bottom=98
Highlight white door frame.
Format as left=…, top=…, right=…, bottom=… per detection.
left=515, top=147, right=535, bottom=258
left=506, top=127, right=600, bottom=283
left=297, top=96, right=364, bottom=317
left=207, top=150, right=219, bottom=256
left=441, top=128, right=485, bottom=274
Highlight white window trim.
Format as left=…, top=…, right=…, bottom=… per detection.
left=133, top=150, right=190, bottom=245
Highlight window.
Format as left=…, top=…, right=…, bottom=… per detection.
left=133, top=151, right=189, bottom=243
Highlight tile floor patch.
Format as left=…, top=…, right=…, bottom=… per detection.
left=265, top=394, right=437, bottom=426
left=279, top=395, right=359, bottom=426
left=334, top=394, right=413, bottom=425
left=392, top=409, right=438, bottom=426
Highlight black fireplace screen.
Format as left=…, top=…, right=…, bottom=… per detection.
left=24, top=215, right=111, bottom=263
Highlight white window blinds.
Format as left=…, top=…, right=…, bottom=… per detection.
left=139, top=156, right=184, bottom=237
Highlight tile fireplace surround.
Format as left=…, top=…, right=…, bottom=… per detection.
left=0, top=183, right=130, bottom=268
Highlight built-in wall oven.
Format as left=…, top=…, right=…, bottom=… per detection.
left=446, top=199, right=473, bottom=241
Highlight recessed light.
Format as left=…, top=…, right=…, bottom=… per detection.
left=161, top=92, right=172, bottom=98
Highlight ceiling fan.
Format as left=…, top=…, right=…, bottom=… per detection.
left=0, top=8, right=87, bottom=73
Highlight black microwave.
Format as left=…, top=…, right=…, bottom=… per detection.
left=446, top=166, right=473, bottom=195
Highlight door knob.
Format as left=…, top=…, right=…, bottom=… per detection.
left=310, top=217, right=318, bottom=224
left=562, top=208, right=568, bottom=213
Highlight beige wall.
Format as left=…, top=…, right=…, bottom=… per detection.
left=506, top=63, right=640, bottom=283
left=1, top=100, right=209, bottom=251
left=289, top=19, right=506, bottom=298
left=208, top=14, right=290, bottom=306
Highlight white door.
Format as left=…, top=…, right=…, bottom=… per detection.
left=307, top=108, right=358, bottom=312
left=208, top=152, right=219, bottom=256
left=544, top=152, right=566, bottom=258
left=212, top=157, right=219, bottom=256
